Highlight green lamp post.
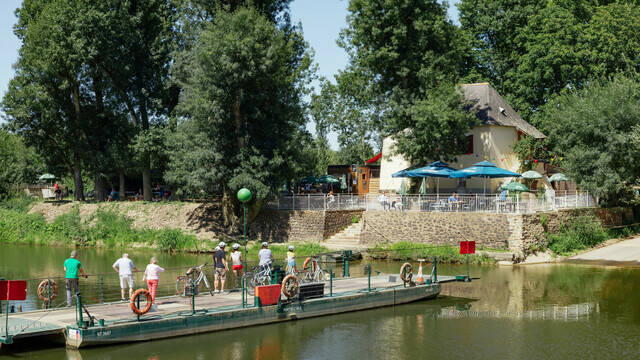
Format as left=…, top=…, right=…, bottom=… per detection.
left=237, top=188, right=251, bottom=306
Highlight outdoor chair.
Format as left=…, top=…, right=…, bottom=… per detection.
left=41, top=188, right=55, bottom=201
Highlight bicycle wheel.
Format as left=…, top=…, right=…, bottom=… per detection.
left=201, top=273, right=214, bottom=296
left=176, top=276, right=187, bottom=296
left=315, top=270, right=330, bottom=282
left=245, top=273, right=256, bottom=296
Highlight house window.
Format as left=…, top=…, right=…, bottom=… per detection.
left=465, top=135, right=473, bottom=154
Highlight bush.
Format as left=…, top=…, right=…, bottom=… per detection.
left=367, top=241, right=495, bottom=264
left=155, top=229, right=198, bottom=252
left=0, top=194, right=36, bottom=212
left=351, top=215, right=359, bottom=223
left=547, top=216, right=609, bottom=254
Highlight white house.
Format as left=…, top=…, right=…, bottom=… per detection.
left=379, top=83, right=546, bottom=194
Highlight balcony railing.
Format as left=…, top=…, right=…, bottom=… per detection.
left=264, top=191, right=594, bottom=214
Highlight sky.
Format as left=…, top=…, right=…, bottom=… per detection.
left=0, top=0, right=461, bottom=143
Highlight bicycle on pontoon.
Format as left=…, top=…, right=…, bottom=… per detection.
left=176, top=263, right=214, bottom=296
left=245, top=262, right=273, bottom=296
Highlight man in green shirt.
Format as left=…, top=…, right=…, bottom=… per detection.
left=64, top=250, right=88, bottom=306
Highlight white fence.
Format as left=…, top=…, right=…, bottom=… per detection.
left=265, top=191, right=594, bottom=214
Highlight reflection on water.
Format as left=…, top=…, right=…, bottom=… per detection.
left=3, top=245, right=640, bottom=359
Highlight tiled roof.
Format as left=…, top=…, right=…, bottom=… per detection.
left=461, top=83, right=546, bottom=139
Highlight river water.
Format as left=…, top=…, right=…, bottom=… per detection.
left=2, top=244, right=640, bottom=359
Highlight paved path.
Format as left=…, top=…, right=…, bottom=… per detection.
left=569, top=237, right=640, bottom=265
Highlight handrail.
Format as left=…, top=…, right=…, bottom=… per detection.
left=362, top=218, right=394, bottom=244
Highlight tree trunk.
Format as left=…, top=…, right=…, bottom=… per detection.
left=221, top=186, right=239, bottom=232
left=119, top=170, right=126, bottom=199
left=73, top=154, right=84, bottom=202
left=140, top=102, right=153, bottom=201
left=233, top=101, right=244, bottom=148
left=94, top=175, right=108, bottom=202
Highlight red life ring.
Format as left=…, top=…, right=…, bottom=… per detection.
left=281, top=274, right=299, bottom=298
left=130, top=289, right=153, bottom=315
left=302, top=257, right=318, bottom=272
left=400, top=263, right=413, bottom=284
left=37, top=279, right=58, bottom=302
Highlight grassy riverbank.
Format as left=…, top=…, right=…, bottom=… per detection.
left=545, top=215, right=640, bottom=256
left=366, top=241, right=496, bottom=264
left=0, top=196, right=331, bottom=255
left=0, top=199, right=199, bottom=252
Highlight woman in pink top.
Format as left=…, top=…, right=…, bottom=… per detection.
left=142, top=257, right=164, bottom=304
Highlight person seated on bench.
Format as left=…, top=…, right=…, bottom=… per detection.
left=108, top=189, right=120, bottom=202
left=448, top=192, right=460, bottom=211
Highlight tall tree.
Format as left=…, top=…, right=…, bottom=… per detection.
left=87, top=0, right=180, bottom=201
left=171, top=8, right=312, bottom=227
left=4, top=0, right=102, bottom=200
left=460, top=0, right=640, bottom=120
left=536, top=75, right=640, bottom=206
left=337, top=0, right=472, bottom=165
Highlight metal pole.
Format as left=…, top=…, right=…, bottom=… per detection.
left=77, top=294, right=84, bottom=327
left=367, top=265, right=371, bottom=292
left=136, top=293, right=140, bottom=322
left=191, top=280, right=195, bottom=315
left=467, top=254, right=470, bottom=281
left=4, top=301, right=8, bottom=338
left=329, top=267, right=333, bottom=297
left=433, top=257, right=438, bottom=283
left=99, top=275, right=104, bottom=304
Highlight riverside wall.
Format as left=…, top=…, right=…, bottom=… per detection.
left=252, top=207, right=628, bottom=260
left=250, top=209, right=364, bottom=243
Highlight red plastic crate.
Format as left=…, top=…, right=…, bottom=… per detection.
left=255, top=284, right=281, bottom=305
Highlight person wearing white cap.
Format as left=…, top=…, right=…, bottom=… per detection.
left=230, top=243, right=243, bottom=288
left=258, top=242, right=273, bottom=272
left=286, top=245, right=296, bottom=273
left=213, top=242, right=228, bottom=294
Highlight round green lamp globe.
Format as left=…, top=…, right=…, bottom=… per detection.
left=237, top=188, right=252, bottom=203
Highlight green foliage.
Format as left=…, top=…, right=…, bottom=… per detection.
left=0, top=205, right=198, bottom=251
left=536, top=75, right=640, bottom=206
left=351, top=215, right=359, bottom=224
left=390, top=84, right=478, bottom=165
left=0, top=193, right=37, bottom=212
left=547, top=216, right=609, bottom=255
left=0, top=129, right=44, bottom=197
left=460, top=1, right=640, bottom=120
left=170, top=8, right=313, bottom=210
left=367, top=241, right=495, bottom=264
left=512, top=136, right=560, bottom=172
left=337, top=0, right=472, bottom=164
left=540, top=213, right=548, bottom=231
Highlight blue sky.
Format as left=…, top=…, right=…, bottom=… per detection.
left=0, top=0, right=460, bottom=139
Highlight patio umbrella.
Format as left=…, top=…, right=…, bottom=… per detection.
left=549, top=173, right=570, bottom=182
left=449, top=161, right=521, bottom=194
left=38, top=173, right=56, bottom=183
left=318, top=175, right=340, bottom=184
left=340, top=174, right=348, bottom=190
left=404, top=161, right=457, bottom=196
left=521, top=170, right=542, bottom=179
left=501, top=181, right=529, bottom=192
left=300, top=176, right=318, bottom=184
left=392, top=168, right=411, bottom=178
left=398, top=179, right=407, bottom=195
left=420, top=178, right=427, bottom=194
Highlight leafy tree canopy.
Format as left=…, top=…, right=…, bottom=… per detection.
left=535, top=75, right=640, bottom=206
left=169, top=8, right=313, bottom=225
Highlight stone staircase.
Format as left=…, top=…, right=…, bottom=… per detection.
left=368, top=177, right=380, bottom=194
left=323, top=222, right=366, bottom=250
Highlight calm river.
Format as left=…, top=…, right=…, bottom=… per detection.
left=1, top=244, right=640, bottom=359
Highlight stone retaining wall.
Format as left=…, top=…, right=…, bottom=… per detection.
left=360, top=211, right=516, bottom=249
left=360, top=207, right=627, bottom=261
left=250, top=209, right=364, bottom=243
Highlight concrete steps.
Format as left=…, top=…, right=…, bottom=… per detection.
left=324, top=222, right=367, bottom=250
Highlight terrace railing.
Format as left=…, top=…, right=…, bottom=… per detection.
left=264, top=191, right=594, bottom=214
